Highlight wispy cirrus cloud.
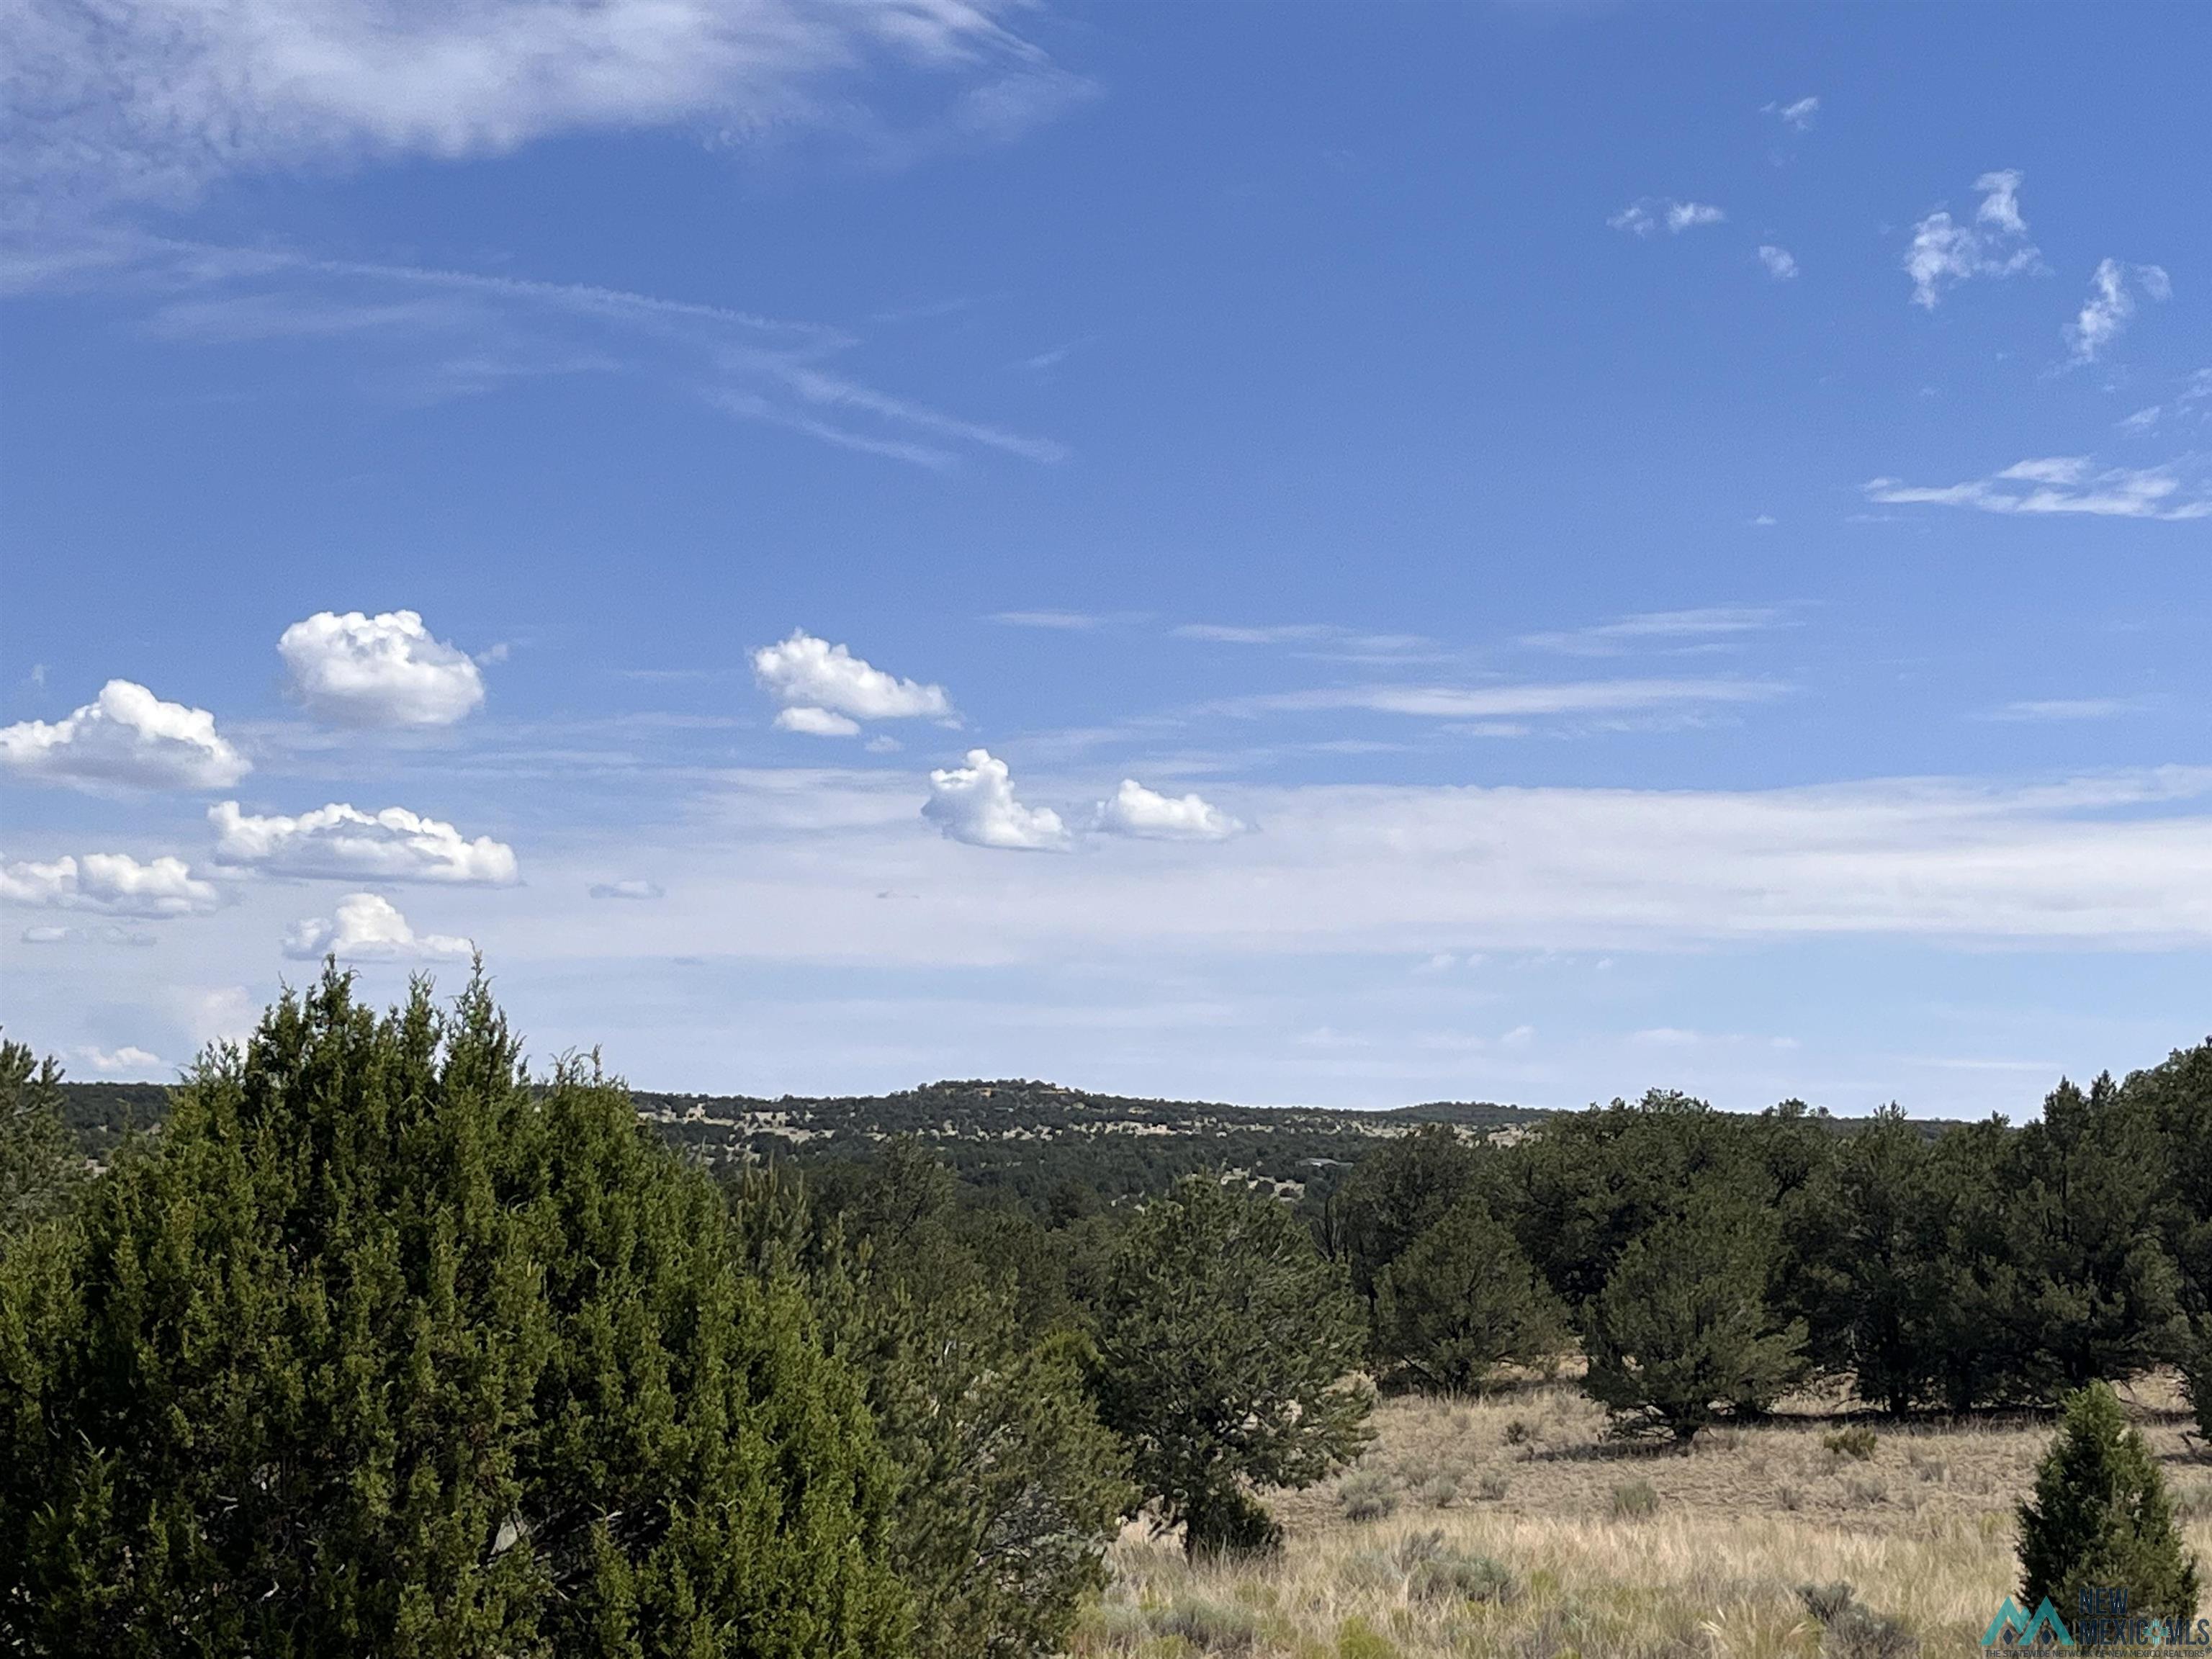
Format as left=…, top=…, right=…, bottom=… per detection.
left=1864, top=457, right=2210, bottom=521
left=1216, top=677, right=1786, bottom=724
left=1173, top=621, right=1434, bottom=659
left=2067, top=258, right=2172, bottom=364
left=1609, top=199, right=1727, bottom=237
left=1902, top=169, right=2040, bottom=307
left=60, top=238, right=1069, bottom=469
left=510, top=763, right=2212, bottom=961
left=1762, top=96, right=1820, bottom=132
left=1984, top=697, right=2164, bottom=723
left=1520, top=606, right=1791, bottom=657
left=4, top=0, right=1087, bottom=210
left=994, top=610, right=1097, bottom=630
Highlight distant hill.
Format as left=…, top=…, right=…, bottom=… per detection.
left=52, top=1082, right=170, bottom=1161
left=53, top=1076, right=1960, bottom=1200
left=628, top=1080, right=1557, bottom=1204
left=53, top=1076, right=1548, bottom=1197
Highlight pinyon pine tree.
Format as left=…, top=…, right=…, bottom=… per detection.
left=1581, top=1194, right=1807, bottom=1443
left=1092, top=1175, right=1372, bottom=1555
left=2018, top=1380, right=2200, bottom=1624
left=1373, top=1197, right=1568, bottom=1393
left=0, top=966, right=908, bottom=1658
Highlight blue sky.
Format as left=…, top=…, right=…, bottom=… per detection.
left=3, top=1, right=2207, bottom=1114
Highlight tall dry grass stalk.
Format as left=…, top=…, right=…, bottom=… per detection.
left=1071, top=1379, right=2212, bottom=1658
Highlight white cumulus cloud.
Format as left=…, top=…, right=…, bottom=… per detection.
left=1902, top=169, right=2039, bottom=307
left=279, top=609, right=486, bottom=727
left=283, top=892, right=474, bottom=962
left=0, top=680, right=249, bottom=791
left=76, top=1045, right=165, bottom=1074
left=922, top=748, right=1068, bottom=850
left=775, top=706, right=863, bottom=737
left=753, top=631, right=953, bottom=723
left=209, top=801, right=520, bottom=884
left=1757, top=246, right=1799, bottom=280
left=1, top=851, right=221, bottom=917
left=1095, top=780, right=1245, bottom=842
left=2067, top=259, right=2172, bottom=364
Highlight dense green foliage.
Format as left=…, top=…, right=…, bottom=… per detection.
left=2018, top=1380, right=2200, bottom=1622
left=1582, top=1196, right=1808, bottom=1441
left=729, top=1145, right=1130, bottom=1659
left=1329, top=1044, right=2212, bottom=1425
left=0, top=970, right=907, bottom=1658
left=10, top=984, right=2208, bottom=1647
left=1091, top=1176, right=1372, bottom=1554
left=1, top=1036, right=81, bottom=1246
left=1372, top=1197, right=1566, bottom=1393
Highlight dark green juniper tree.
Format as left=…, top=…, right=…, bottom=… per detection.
left=0, top=1035, right=80, bottom=1249
left=1372, top=1197, right=1567, bottom=1394
left=1091, top=1175, right=1372, bottom=1555
left=0, top=966, right=908, bottom=1658
left=2018, top=1380, right=2200, bottom=1624
left=1581, top=1193, right=1807, bottom=1443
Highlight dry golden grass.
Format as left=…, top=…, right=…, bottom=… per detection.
left=1071, top=1375, right=2212, bottom=1658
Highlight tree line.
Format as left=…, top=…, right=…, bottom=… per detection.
left=1321, top=1060, right=2212, bottom=1438
left=1, top=973, right=2206, bottom=1655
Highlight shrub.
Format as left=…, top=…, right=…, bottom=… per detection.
left=1824, top=1425, right=1879, bottom=1461
left=1796, top=1581, right=1917, bottom=1659
left=1473, top=1470, right=1511, bottom=1501
left=1339, top=1467, right=1401, bottom=1522
left=1409, top=1471, right=1461, bottom=1508
left=2018, top=1380, right=2201, bottom=1622
left=1186, top=1487, right=1285, bottom=1557
left=1153, top=1596, right=1259, bottom=1653
left=1335, top=1614, right=1399, bottom=1659
left=1403, top=1536, right=1515, bottom=1605
left=1502, top=1417, right=1533, bottom=1446
left=1611, top=1478, right=1659, bottom=1519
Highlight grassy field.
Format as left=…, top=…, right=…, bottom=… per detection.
left=1071, top=1376, right=2211, bottom=1658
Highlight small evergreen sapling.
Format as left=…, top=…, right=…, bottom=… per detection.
left=2017, top=1380, right=2200, bottom=1625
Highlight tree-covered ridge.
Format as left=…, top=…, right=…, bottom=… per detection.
left=58, top=1073, right=1969, bottom=1208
